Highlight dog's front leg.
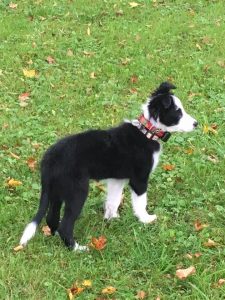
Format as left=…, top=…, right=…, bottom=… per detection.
left=131, top=190, right=157, bottom=224
left=104, top=179, right=126, bottom=220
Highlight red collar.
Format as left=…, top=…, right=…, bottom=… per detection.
left=137, top=114, right=171, bottom=142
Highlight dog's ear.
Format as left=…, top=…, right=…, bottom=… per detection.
left=152, top=82, right=176, bottom=97
left=161, top=95, right=172, bottom=109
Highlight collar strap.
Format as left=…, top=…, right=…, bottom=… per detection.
left=137, top=114, right=171, bottom=142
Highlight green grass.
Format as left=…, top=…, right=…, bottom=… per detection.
left=1, top=0, right=225, bottom=299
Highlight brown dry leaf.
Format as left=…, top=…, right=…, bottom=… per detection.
left=121, top=57, right=131, bottom=65
left=13, top=245, right=24, bottom=252
left=42, top=225, right=51, bottom=236
left=162, top=164, right=175, bottom=171
left=185, top=253, right=193, bottom=260
left=129, top=2, right=140, bottom=8
left=90, top=72, right=97, bottom=79
left=194, top=220, right=209, bottom=231
left=176, top=266, right=196, bottom=280
left=130, top=88, right=138, bottom=94
left=204, top=238, right=217, bottom=247
left=203, top=125, right=218, bottom=135
left=27, top=157, right=37, bottom=171
left=18, top=92, right=30, bottom=102
left=10, top=152, right=20, bottom=159
left=218, top=279, right=225, bottom=286
left=67, top=49, right=73, bottom=56
left=130, top=75, right=138, bottom=84
left=67, top=285, right=84, bottom=300
left=194, top=252, right=202, bottom=258
left=101, top=286, right=116, bottom=295
left=184, top=148, right=194, bottom=155
left=90, top=236, right=107, bottom=250
left=7, top=178, right=22, bottom=188
left=32, top=142, right=41, bottom=150
left=46, top=56, right=55, bottom=64
left=95, top=181, right=106, bottom=192
left=9, top=2, right=17, bottom=9
left=82, top=280, right=92, bottom=288
left=23, top=69, right=36, bottom=78
left=116, top=9, right=124, bottom=16
left=136, top=290, right=146, bottom=299
left=207, top=154, right=219, bottom=164
left=83, top=51, right=95, bottom=57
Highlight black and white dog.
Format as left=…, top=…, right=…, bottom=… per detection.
left=20, top=82, right=197, bottom=251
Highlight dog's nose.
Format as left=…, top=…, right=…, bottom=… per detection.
left=193, top=121, right=198, bottom=128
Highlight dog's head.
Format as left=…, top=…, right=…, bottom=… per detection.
left=143, top=82, right=198, bottom=132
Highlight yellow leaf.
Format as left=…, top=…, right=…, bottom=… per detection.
left=204, top=238, right=217, bottom=247
left=7, top=178, right=22, bottom=187
left=42, top=225, right=51, bottom=236
left=23, top=69, right=36, bottom=78
left=13, top=245, right=24, bottom=252
left=176, top=266, right=196, bottom=280
left=9, top=2, right=17, bottom=9
left=90, top=72, right=97, bottom=79
left=82, top=280, right=92, bottom=288
left=129, top=2, right=140, bottom=8
left=218, top=279, right=225, bottom=286
left=87, top=26, right=91, bottom=36
left=67, top=49, right=73, bottom=57
left=101, top=286, right=116, bottom=295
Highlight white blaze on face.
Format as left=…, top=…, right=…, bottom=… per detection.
left=158, top=95, right=197, bottom=132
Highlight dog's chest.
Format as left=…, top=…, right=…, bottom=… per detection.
left=151, top=147, right=162, bottom=172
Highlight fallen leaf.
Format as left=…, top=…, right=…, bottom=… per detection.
left=185, top=253, right=193, bottom=260
left=204, top=238, right=217, bottom=247
left=23, top=69, right=36, bottom=78
left=194, top=252, right=202, bottom=258
left=95, top=181, right=106, bottom=192
left=7, top=178, right=22, bottom=188
left=18, top=92, right=30, bottom=102
left=162, top=164, right=175, bottom=171
left=90, top=236, right=107, bottom=250
left=46, top=56, right=55, bottom=64
left=129, top=2, right=140, bottom=8
left=136, top=290, right=146, bottom=299
left=121, top=57, right=131, bottom=65
left=196, top=43, right=202, bottom=51
left=42, top=225, right=51, bottom=236
left=194, top=220, right=209, bottom=231
left=87, top=26, right=91, bottom=36
left=32, top=142, right=41, bottom=150
left=130, top=88, right=138, bottom=94
left=10, top=152, right=20, bottom=159
left=67, top=49, right=73, bottom=56
left=155, top=297, right=161, bottom=300
left=67, top=285, right=84, bottom=300
left=184, top=148, right=194, bottom=155
left=176, top=266, right=196, bottom=280
left=207, top=154, right=219, bottom=164
left=83, top=51, right=95, bottom=57
left=90, top=72, right=97, bottom=79
left=130, top=75, right=138, bottom=84
left=218, top=279, right=225, bottom=286
left=217, top=60, right=225, bottom=68
left=203, top=125, right=218, bottom=135
left=202, top=36, right=211, bottom=45
left=101, top=286, right=116, bottom=295
left=82, top=280, right=92, bottom=288
left=9, top=2, right=17, bottom=9
left=13, top=245, right=24, bottom=252
left=27, top=59, right=33, bottom=65
left=116, top=9, right=124, bottom=16
left=26, top=157, right=37, bottom=171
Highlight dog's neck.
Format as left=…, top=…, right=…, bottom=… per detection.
left=132, top=114, right=171, bottom=142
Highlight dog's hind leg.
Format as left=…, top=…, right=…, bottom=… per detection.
left=104, top=179, right=126, bottom=220
left=46, top=191, right=63, bottom=235
left=58, top=178, right=89, bottom=251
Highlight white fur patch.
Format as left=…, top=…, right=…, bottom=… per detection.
left=73, top=242, right=89, bottom=252
left=152, top=149, right=161, bottom=172
left=20, top=221, right=37, bottom=246
left=131, top=191, right=157, bottom=223
left=104, top=179, right=127, bottom=220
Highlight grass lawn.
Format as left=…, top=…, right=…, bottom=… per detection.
left=1, top=0, right=225, bottom=299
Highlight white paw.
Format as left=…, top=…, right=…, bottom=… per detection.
left=104, top=210, right=120, bottom=220
left=139, top=214, right=157, bottom=224
left=73, top=242, right=89, bottom=252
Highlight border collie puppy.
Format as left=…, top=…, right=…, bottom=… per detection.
left=20, top=82, right=197, bottom=251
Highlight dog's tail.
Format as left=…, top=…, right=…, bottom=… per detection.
left=20, top=190, right=49, bottom=246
